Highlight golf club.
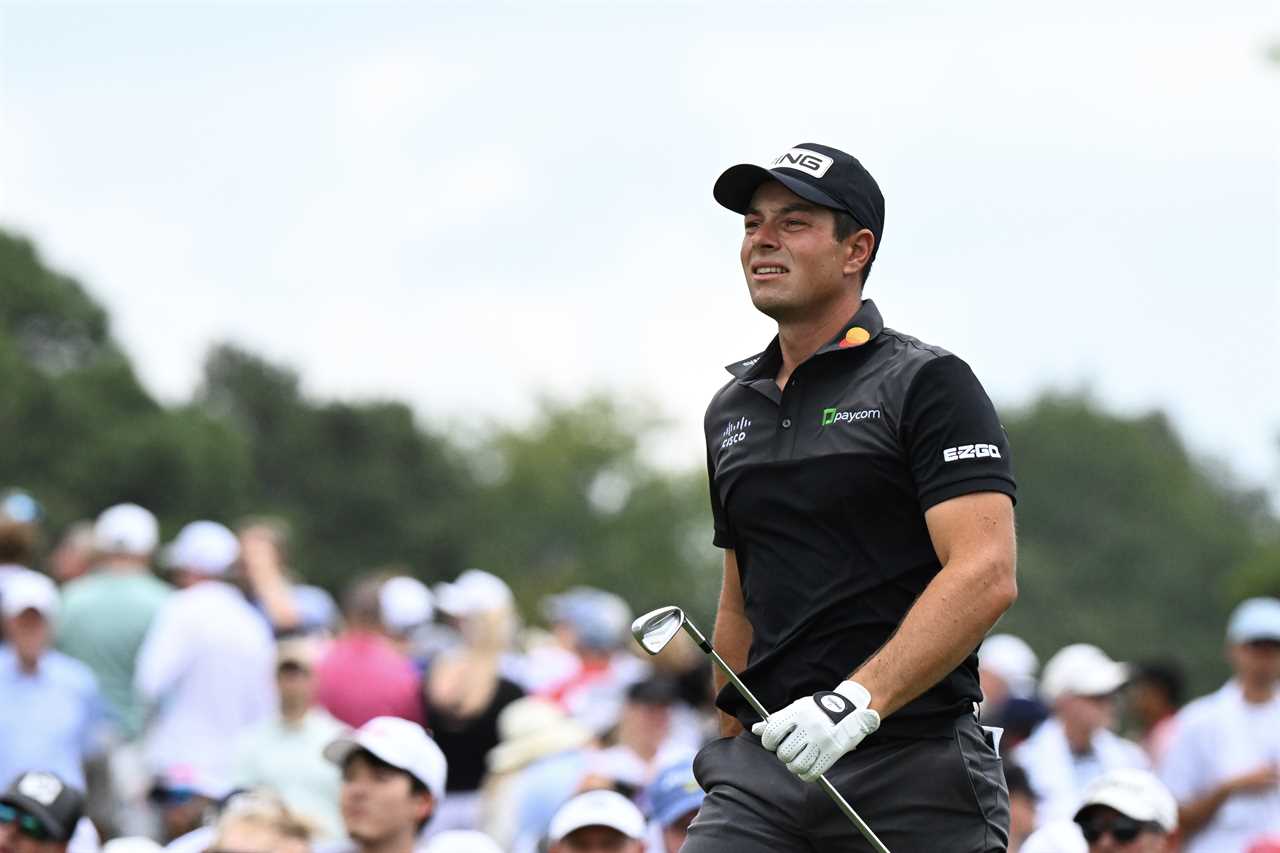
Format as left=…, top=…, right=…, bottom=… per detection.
left=632, top=605, right=892, bottom=853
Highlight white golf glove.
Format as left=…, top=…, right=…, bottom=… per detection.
left=751, top=680, right=880, bottom=782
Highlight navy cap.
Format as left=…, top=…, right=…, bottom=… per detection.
left=645, top=759, right=704, bottom=828
left=714, top=143, right=885, bottom=265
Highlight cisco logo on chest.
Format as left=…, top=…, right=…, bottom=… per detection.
left=721, top=416, right=752, bottom=450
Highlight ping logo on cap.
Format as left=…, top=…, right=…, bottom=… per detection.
left=772, top=147, right=834, bottom=179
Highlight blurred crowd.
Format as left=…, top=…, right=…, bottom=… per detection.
left=1, top=488, right=1278, bottom=853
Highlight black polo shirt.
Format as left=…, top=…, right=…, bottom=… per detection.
left=704, top=299, right=1016, bottom=735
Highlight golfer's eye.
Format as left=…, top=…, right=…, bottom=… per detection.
left=744, top=219, right=760, bottom=231
left=783, top=218, right=807, bottom=229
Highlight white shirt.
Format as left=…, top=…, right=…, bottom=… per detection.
left=135, top=580, right=275, bottom=782
left=1013, top=717, right=1149, bottom=826
left=1159, top=680, right=1280, bottom=853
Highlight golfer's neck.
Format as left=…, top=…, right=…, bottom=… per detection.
left=775, top=293, right=862, bottom=389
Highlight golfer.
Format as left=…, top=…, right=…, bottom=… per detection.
left=690, top=143, right=1018, bottom=852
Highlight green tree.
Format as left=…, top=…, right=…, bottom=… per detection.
left=194, top=344, right=471, bottom=590
left=999, top=393, right=1279, bottom=694
left=458, top=394, right=722, bottom=626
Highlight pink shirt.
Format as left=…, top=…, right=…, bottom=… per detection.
left=314, top=632, right=424, bottom=728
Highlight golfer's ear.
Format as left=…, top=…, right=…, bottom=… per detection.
left=842, top=229, right=875, bottom=278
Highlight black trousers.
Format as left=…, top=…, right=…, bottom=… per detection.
left=683, top=715, right=1009, bottom=853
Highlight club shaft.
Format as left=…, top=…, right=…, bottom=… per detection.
left=681, top=621, right=892, bottom=853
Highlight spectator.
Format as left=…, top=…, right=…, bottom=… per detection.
left=421, top=831, right=503, bottom=853
left=980, top=633, right=1040, bottom=712
left=233, top=638, right=346, bottom=839
left=547, top=790, right=646, bottom=853
left=207, top=789, right=314, bottom=853
left=48, top=523, right=95, bottom=586
left=1128, top=661, right=1184, bottom=765
left=0, top=771, right=86, bottom=853
left=134, top=521, right=275, bottom=785
left=320, top=716, right=448, bottom=853
left=380, top=575, right=434, bottom=658
left=57, top=503, right=168, bottom=741
left=480, top=698, right=595, bottom=851
left=1023, top=768, right=1178, bottom=853
left=1160, top=597, right=1280, bottom=853
left=147, top=765, right=226, bottom=844
left=588, top=678, right=682, bottom=796
left=315, top=575, right=424, bottom=728
left=0, top=570, right=104, bottom=790
left=422, top=577, right=524, bottom=836
left=539, top=588, right=647, bottom=736
left=1014, top=644, right=1148, bottom=827
left=1006, top=763, right=1038, bottom=852
left=645, top=758, right=704, bottom=853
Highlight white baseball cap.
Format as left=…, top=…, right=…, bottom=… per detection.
left=102, top=838, right=165, bottom=853
left=93, top=503, right=159, bottom=555
left=548, top=789, right=646, bottom=842
left=1227, top=597, right=1280, bottom=644
left=980, top=633, right=1039, bottom=698
left=163, top=521, right=239, bottom=575
left=1074, top=768, right=1178, bottom=832
left=1, top=569, right=58, bottom=619
left=380, top=575, right=434, bottom=632
left=423, top=830, right=504, bottom=853
left=324, top=716, right=448, bottom=800
left=1040, top=643, right=1129, bottom=702
left=434, top=569, right=512, bottom=616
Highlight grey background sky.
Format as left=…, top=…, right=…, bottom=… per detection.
left=2, top=2, right=1277, bottom=498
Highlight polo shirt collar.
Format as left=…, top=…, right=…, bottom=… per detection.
left=724, top=299, right=886, bottom=382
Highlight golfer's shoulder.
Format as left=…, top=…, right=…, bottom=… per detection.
left=872, top=325, right=967, bottom=398
left=876, top=325, right=954, bottom=367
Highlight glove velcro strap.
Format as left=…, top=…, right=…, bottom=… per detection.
left=812, top=690, right=857, bottom=725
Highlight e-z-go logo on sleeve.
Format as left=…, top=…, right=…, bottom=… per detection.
left=942, top=444, right=1002, bottom=462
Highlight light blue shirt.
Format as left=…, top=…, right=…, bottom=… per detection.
left=0, top=644, right=104, bottom=789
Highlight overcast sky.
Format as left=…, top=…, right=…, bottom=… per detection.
left=2, top=1, right=1277, bottom=499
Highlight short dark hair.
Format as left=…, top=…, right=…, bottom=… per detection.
left=1133, top=661, right=1185, bottom=708
left=832, top=210, right=874, bottom=284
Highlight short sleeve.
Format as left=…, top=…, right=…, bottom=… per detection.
left=900, top=355, right=1016, bottom=511
left=1158, top=713, right=1207, bottom=800
left=707, top=449, right=735, bottom=549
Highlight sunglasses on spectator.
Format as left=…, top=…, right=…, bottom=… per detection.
left=0, top=803, right=54, bottom=842
left=1077, top=814, right=1158, bottom=845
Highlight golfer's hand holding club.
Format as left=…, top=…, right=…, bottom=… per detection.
left=752, top=680, right=881, bottom=782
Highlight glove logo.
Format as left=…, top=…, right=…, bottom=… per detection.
left=820, top=695, right=847, bottom=714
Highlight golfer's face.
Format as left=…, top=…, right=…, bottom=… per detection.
left=741, top=181, right=847, bottom=321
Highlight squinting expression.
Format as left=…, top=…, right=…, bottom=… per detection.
left=741, top=181, right=855, bottom=323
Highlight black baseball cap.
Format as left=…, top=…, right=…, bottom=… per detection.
left=0, top=771, right=86, bottom=842
left=713, top=142, right=885, bottom=263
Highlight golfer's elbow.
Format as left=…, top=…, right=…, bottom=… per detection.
left=983, top=549, right=1018, bottom=618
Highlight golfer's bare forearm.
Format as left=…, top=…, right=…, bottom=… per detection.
left=853, top=492, right=1017, bottom=718
left=714, top=549, right=752, bottom=736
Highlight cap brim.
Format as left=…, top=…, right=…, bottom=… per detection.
left=655, top=792, right=705, bottom=827
left=324, top=733, right=441, bottom=799
left=1075, top=793, right=1172, bottom=832
left=713, top=164, right=846, bottom=215
left=0, top=794, right=71, bottom=842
